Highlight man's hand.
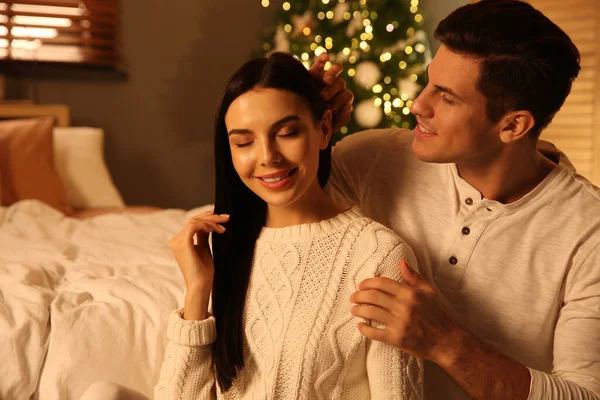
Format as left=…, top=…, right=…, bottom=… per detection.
left=350, top=260, right=460, bottom=365
left=309, top=53, right=354, bottom=133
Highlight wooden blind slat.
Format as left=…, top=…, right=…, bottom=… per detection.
left=0, top=0, right=121, bottom=68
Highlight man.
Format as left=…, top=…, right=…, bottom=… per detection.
left=312, top=0, right=600, bottom=399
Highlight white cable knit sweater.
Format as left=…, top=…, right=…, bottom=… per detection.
left=154, top=208, right=423, bottom=399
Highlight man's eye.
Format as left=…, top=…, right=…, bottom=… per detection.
left=441, top=96, right=455, bottom=105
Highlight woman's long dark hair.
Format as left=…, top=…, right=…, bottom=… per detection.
left=211, top=52, right=331, bottom=391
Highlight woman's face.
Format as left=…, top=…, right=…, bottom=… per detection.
left=224, top=88, right=331, bottom=209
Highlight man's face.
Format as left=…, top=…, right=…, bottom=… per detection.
left=410, top=45, right=503, bottom=166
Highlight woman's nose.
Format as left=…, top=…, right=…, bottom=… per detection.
left=260, top=140, right=281, bottom=166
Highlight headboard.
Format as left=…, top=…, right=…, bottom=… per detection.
left=0, top=102, right=70, bottom=127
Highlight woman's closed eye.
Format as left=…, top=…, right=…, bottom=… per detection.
left=277, top=129, right=299, bottom=138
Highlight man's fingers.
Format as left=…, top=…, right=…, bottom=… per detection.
left=350, top=289, right=395, bottom=311
left=323, top=62, right=344, bottom=84
left=400, top=260, right=436, bottom=296
left=309, top=53, right=330, bottom=80
left=357, top=322, right=391, bottom=344
left=327, top=89, right=354, bottom=112
left=351, top=304, right=393, bottom=326
left=357, top=276, right=405, bottom=296
left=321, top=77, right=347, bottom=101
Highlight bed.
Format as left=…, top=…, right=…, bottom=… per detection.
left=0, top=105, right=211, bottom=399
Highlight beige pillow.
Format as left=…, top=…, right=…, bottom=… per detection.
left=0, top=117, right=73, bottom=214
left=53, top=127, right=125, bottom=209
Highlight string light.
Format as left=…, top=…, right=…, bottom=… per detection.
left=407, top=27, right=415, bottom=36
left=383, top=93, right=391, bottom=101
left=393, top=98, right=402, bottom=107
left=283, top=2, right=290, bottom=10
left=341, top=127, right=348, bottom=134
left=391, top=88, right=398, bottom=95
left=303, top=27, right=311, bottom=35
left=416, top=44, right=426, bottom=53
left=415, top=14, right=423, bottom=23
left=401, top=93, right=409, bottom=101
left=348, top=68, right=356, bottom=76
left=411, top=0, right=419, bottom=6
left=326, top=11, right=334, bottom=19
left=384, top=76, right=392, bottom=84
left=410, top=6, right=418, bottom=13
left=372, top=84, right=383, bottom=93
left=362, top=10, right=369, bottom=18
left=263, top=43, right=271, bottom=51
left=386, top=24, right=394, bottom=32
left=343, top=47, right=351, bottom=55
left=406, top=100, right=414, bottom=107
left=410, top=73, right=418, bottom=81
left=405, top=46, right=414, bottom=55
left=314, top=46, right=326, bottom=56
left=322, top=0, right=330, bottom=4
left=349, top=55, right=357, bottom=63
left=399, top=61, right=407, bottom=69
left=310, top=43, right=318, bottom=51
left=365, top=26, right=373, bottom=34
left=374, top=98, right=383, bottom=107
left=402, top=107, right=411, bottom=115
left=315, top=35, right=322, bottom=43
left=344, top=12, right=352, bottom=20
left=284, top=24, right=292, bottom=33
left=324, top=61, right=332, bottom=70
left=261, top=0, right=269, bottom=7
left=318, top=12, right=325, bottom=20
left=363, top=19, right=371, bottom=27
left=301, top=52, right=309, bottom=60
left=360, top=41, right=368, bottom=50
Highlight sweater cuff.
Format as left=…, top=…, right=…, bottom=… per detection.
left=166, top=308, right=217, bottom=346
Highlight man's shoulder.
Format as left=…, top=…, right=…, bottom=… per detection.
left=332, top=128, right=413, bottom=156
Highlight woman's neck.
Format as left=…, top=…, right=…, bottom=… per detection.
left=265, top=182, right=343, bottom=228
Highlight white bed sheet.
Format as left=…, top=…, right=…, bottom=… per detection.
left=0, top=200, right=212, bottom=400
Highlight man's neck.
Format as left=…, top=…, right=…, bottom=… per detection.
left=456, top=142, right=557, bottom=204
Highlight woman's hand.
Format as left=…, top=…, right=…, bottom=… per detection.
left=169, top=210, right=230, bottom=320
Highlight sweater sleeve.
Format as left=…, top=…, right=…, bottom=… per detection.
left=154, top=309, right=217, bottom=400
left=366, top=242, right=423, bottom=400
left=526, top=243, right=600, bottom=400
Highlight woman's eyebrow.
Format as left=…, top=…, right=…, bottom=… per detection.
left=228, top=115, right=300, bottom=136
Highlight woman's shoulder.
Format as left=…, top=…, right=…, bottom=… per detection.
left=342, top=211, right=417, bottom=277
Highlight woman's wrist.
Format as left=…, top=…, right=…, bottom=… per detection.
left=183, top=287, right=211, bottom=321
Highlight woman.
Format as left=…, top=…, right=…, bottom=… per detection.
left=154, top=52, right=422, bottom=399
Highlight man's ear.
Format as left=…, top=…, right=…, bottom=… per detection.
left=319, top=110, right=333, bottom=149
left=498, top=110, right=535, bottom=143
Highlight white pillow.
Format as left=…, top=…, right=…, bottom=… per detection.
left=53, top=127, right=125, bottom=209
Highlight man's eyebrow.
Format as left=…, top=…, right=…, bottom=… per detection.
left=425, top=65, right=465, bottom=102
left=228, top=115, right=300, bottom=136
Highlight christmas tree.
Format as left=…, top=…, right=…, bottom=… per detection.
left=258, top=0, right=431, bottom=143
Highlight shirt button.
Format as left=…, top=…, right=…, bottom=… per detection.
left=449, top=256, right=458, bottom=265
left=462, top=227, right=470, bottom=235
left=465, top=198, right=473, bottom=206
